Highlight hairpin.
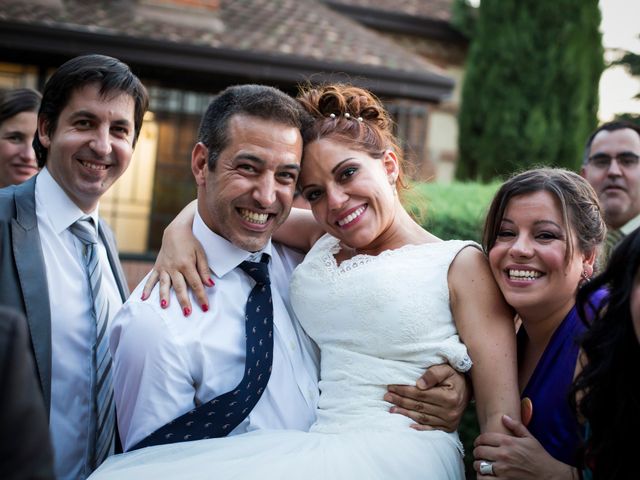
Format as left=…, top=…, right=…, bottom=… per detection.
left=327, top=112, right=364, bottom=122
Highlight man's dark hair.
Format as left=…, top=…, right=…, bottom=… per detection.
left=0, top=88, right=41, bottom=126
left=582, top=120, right=640, bottom=165
left=33, top=54, right=149, bottom=167
left=197, top=84, right=311, bottom=170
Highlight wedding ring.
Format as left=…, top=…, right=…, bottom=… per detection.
left=479, top=460, right=495, bottom=475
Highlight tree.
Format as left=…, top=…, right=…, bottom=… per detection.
left=612, top=39, right=640, bottom=126
left=456, top=0, right=604, bottom=181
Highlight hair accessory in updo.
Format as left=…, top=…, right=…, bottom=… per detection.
left=328, top=112, right=363, bottom=122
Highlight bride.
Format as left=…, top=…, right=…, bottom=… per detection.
left=91, top=84, right=520, bottom=479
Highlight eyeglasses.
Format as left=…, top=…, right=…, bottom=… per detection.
left=587, top=152, right=640, bottom=170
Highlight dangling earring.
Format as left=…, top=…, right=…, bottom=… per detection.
left=581, top=262, right=594, bottom=283
left=389, top=175, right=398, bottom=196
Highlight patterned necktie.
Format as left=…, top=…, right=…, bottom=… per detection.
left=603, top=228, right=625, bottom=266
left=132, top=254, right=274, bottom=450
left=68, top=217, right=115, bottom=468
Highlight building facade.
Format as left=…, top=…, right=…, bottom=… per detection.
left=0, top=0, right=468, bottom=282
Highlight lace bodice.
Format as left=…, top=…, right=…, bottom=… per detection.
left=290, top=234, right=474, bottom=433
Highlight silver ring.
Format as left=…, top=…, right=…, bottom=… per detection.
left=479, top=460, right=494, bottom=475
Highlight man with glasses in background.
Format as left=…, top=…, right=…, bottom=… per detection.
left=582, top=121, right=640, bottom=265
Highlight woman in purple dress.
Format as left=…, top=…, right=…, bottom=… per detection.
left=473, top=168, right=606, bottom=479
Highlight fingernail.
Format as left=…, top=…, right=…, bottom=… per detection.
left=160, top=299, right=167, bottom=309
left=140, top=292, right=147, bottom=301
left=207, top=278, right=215, bottom=287
left=387, top=385, right=396, bottom=393
left=201, top=304, right=209, bottom=312
left=383, top=393, right=392, bottom=402
left=389, top=407, right=396, bottom=414
left=417, top=378, right=427, bottom=390
left=503, top=414, right=513, bottom=421
left=183, top=307, right=191, bottom=316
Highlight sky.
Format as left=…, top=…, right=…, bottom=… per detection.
left=466, top=0, right=640, bottom=121
left=598, top=0, right=640, bottom=120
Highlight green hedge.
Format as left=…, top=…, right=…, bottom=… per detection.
left=404, top=180, right=500, bottom=243
left=404, top=180, right=500, bottom=478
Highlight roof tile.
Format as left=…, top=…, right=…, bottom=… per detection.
left=0, top=0, right=446, bottom=76
left=325, top=0, right=455, bottom=22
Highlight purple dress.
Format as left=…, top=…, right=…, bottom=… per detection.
left=518, top=289, right=607, bottom=467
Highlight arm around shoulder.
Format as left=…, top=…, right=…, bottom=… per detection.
left=273, top=207, right=325, bottom=252
left=448, top=246, right=520, bottom=434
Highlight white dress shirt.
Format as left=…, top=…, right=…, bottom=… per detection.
left=111, top=211, right=320, bottom=451
left=35, top=168, right=122, bottom=480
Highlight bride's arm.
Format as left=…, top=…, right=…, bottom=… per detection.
left=448, top=246, right=520, bottom=434
left=272, top=207, right=325, bottom=251
left=142, top=200, right=212, bottom=315
left=143, top=204, right=325, bottom=314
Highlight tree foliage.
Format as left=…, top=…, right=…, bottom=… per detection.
left=456, top=0, right=604, bottom=181
left=612, top=35, right=640, bottom=125
left=451, top=0, right=478, bottom=40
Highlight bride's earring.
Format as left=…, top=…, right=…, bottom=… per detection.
left=389, top=175, right=398, bottom=195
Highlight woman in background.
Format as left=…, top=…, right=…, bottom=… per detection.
left=0, top=88, right=40, bottom=188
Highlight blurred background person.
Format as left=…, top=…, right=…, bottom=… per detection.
left=0, top=88, right=40, bottom=188
left=581, top=121, right=640, bottom=266
left=573, top=226, right=640, bottom=480
left=0, top=305, right=54, bottom=480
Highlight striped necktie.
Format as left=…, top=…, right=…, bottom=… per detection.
left=69, top=217, right=115, bottom=469
left=603, top=228, right=625, bottom=265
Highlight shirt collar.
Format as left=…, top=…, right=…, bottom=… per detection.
left=193, top=210, right=273, bottom=278
left=621, top=213, right=640, bottom=235
left=35, top=167, right=100, bottom=235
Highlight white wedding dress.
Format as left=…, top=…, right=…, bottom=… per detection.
left=91, top=235, right=474, bottom=479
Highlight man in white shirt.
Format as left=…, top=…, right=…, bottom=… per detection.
left=112, top=84, right=470, bottom=452
left=0, top=54, right=148, bottom=479
left=112, top=85, right=320, bottom=450
left=581, top=121, right=640, bottom=265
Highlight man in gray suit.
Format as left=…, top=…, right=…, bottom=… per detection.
left=0, top=54, right=148, bottom=480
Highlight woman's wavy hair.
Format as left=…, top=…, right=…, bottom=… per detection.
left=573, top=227, right=640, bottom=479
left=296, top=83, right=407, bottom=190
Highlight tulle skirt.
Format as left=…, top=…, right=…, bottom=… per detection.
left=91, top=428, right=465, bottom=479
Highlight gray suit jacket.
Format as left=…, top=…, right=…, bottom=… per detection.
left=0, top=175, right=129, bottom=414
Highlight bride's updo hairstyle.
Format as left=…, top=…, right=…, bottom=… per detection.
left=297, top=84, right=407, bottom=188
